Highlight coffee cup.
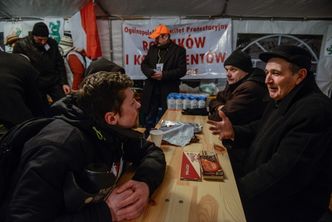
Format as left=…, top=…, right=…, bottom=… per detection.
left=150, top=129, right=164, bottom=147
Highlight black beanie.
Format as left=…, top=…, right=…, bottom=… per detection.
left=224, top=50, right=253, bottom=73
left=32, top=22, right=49, bottom=37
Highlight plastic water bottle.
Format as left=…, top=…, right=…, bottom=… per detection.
left=190, top=95, right=198, bottom=109
left=175, top=94, right=183, bottom=110
left=182, top=95, right=191, bottom=110
left=167, top=94, right=176, bottom=110
left=198, top=96, right=206, bottom=108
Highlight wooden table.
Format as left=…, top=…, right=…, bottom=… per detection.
left=129, top=110, right=246, bottom=222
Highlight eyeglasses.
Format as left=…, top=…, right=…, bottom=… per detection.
left=156, top=34, right=168, bottom=40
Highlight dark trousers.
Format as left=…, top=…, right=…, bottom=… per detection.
left=143, top=96, right=165, bottom=136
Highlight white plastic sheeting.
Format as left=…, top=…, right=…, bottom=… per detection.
left=0, top=0, right=332, bottom=95
left=110, top=19, right=332, bottom=95
left=0, top=0, right=331, bottom=19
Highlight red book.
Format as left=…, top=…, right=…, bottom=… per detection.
left=200, top=151, right=224, bottom=180
left=180, top=152, right=202, bottom=181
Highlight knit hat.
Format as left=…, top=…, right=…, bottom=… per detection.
left=5, top=33, right=20, bottom=46
left=149, top=24, right=170, bottom=39
left=31, top=22, right=49, bottom=37
left=259, top=45, right=312, bottom=72
left=224, top=50, right=253, bottom=73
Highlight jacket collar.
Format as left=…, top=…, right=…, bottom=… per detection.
left=227, top=74, right=250, bottom=91
left=90, top=122, right=144, bottom=145
left=274, top=74, right=318, bottom=115
left=160, top=42, right=175, bottom=64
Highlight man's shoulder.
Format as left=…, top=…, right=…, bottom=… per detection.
left=300, top=90, right=332, bottom=108
left=47, top=38, right=59, bottom=47
left=170, top=42, right=186, bottom=51
left=14, top=36, right=31, bottom=48
left=34, top=119, right=85, bottom=141
left=237, top=78, right=266, bottom=93
left=288, top=90, right=332, bottom=123
left=24, top=118, right=91, bottom=154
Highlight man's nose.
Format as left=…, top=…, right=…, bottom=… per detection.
left=265, top=73, right=272, bottom=84
left=136, top=100, right=141, bottom=109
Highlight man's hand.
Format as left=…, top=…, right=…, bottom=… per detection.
left=62, top=84, right=71, bottom=95
left=207, top=110, right=235, bottom=140
left=151, top=71, right=162, bottom=80
left=105, top=180, right=150, bottom=221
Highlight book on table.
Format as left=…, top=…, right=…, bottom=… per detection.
left=180, top=151, right=202, bottom=181
left=200, top=151, right=224, bottom=180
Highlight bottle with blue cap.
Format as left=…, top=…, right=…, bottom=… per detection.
left=182, top=94, right=191, bottom=110
left=198, top=96, right=206, bottom=108
left=190, top=95, right=198, bottom=109
left=175, top=94, right=183, bottom=110
left=167, top=93, right=176, bottom=110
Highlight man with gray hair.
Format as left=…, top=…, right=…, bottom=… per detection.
left=208, top=45, right=332, bottom=222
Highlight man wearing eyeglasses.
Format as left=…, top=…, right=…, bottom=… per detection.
left=141, top=24, right=187, bottom=137
left=13, top=22, right=70, bottom=105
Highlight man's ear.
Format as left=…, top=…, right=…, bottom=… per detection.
left=295, top=68, right=308, bottom=85
left=104, top=111, right=118, bottom=125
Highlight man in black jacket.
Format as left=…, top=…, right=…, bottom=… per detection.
left=208, top=45, right=332, bottom=222
left=141, top=24, right=186, bottom=135
left=1, top=72, right=166, bottom=222
left=209, top=50, right=269, bottom=125
left=13, top=22, right=70, bottom=103
left=0, top=51, right=46, bottom=130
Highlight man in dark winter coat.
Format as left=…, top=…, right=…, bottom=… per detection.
left=0, top=72, right=166, bottom=222
left=141, top=24, right=186, bottom=134
left=0, top=51, right=46, bottom=129
left=208, top=45, right=332, bottom=222
left=209, top=50, right=269, bottom=125
left=13, top=22, right=70, bottom=103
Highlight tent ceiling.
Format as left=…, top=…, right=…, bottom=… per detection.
left=0, top=0, right=331, bottom=19
left=0, top=0, right=89, bottom=18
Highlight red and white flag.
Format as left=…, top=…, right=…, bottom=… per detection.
left=69, top=0, right=101, bottom=59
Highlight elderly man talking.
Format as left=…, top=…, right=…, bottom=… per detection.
left=208, top=45, right=332, bottom=222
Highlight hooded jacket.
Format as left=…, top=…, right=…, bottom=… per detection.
left=1, top=95, right=166, bottom=222
left=209, top=68, right=269, bottom=125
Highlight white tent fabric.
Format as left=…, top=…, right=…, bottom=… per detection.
left=109, top=19, right=332, bottom=95
left=0, top=0, right=331, bottom=19
left=0, top=0, right=332, bottom=95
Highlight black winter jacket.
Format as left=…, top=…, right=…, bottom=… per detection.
left=1, top=95, right=166, bottom=222
left=13, top=35, right=67, bottom=90
left=0, top=51, right=46, bottom=128
left=141, top=41, right=186, bottom=113
left=233, top=75, right=332, bottom=222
